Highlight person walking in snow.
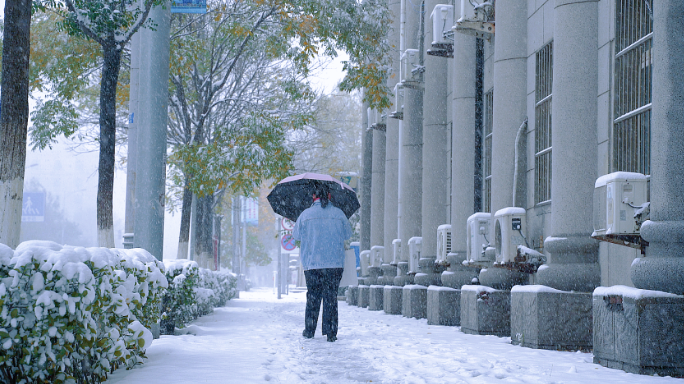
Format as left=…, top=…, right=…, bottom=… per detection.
left=293, top=182, right=352, bottom=342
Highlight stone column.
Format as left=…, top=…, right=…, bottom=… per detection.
left=442, top=32, right=478, bottom=289
left=632, top=0, right=684, bottom=294
left=415, top=0, right=448, bottom=287
left=382, top=0, right=401, bottom=290
left=371, top=128, right=386, bottom=248
left=536, top=0, right=600, bottom=292
left=479, top=0, right=528, bottom=288
left=592, top=5, right=684, bottom=373
left=510, top=0, right=598, bottom=352
left=360, top=96, right=372, bottom=252
left=370, top=127, right=386, bottom=282
left=397, top=0, right=423, bottom=285
left=384, top=0, right=401, bottom=262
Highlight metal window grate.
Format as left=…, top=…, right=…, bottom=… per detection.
left=535, top=41, right=553, bottom=205
left=613, top=0, right=652, bottom=174
left=483, top=89, right=493, bottom=213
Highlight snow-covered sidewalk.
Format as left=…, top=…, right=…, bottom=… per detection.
left=107, top=287, right=681, bottom=384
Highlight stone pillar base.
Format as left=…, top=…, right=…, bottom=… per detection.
left=369, top=285, right=384, bottom=311
left=383, top=286, right=403, bottom=314
left=593, top=286, right=684, bottom=376
left=357, top=285, right=370, bottom=308
left=427, top=286, right=460, bottom=326
left=346, top=285, right=359, bottom=306
left=402, top=285, right=428, bottom=319
left=478, top=268, right=527, bottom=290
left=394, top=275, right=414, bottom=286
left=414, top=272, right=442, bottom=286
left=460, top=285, right=510, bottom=336
left=511, top=286, right=591, bottom=350
left=441, top=270, right=475, bottom=289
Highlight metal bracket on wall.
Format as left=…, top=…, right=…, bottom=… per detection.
left=453, top=21, right=495, bottom=40
left=591, top=234, right=648, bottom=255
left=371, top=123, right=386, bottom=132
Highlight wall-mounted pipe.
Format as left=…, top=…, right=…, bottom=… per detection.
left=512, top=118, right=527, bottom=208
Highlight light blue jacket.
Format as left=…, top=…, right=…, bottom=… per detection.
left=293, top=201, right=352, bottom=270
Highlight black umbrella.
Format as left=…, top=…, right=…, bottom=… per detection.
left=267, top=173, right=360, bottom=222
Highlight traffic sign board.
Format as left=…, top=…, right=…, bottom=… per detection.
left=22, top=192, right=45, bottom=222
left=281, top=233, right=296, bottom=251
left=282, top=218, right=295, bottom=231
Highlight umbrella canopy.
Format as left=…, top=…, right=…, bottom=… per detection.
left=267, top=172, right=360, bottom=222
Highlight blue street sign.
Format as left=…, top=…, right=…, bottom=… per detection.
left=22, top=192, right=45, bottom=222
left=171, top=0, right=207, bottom=14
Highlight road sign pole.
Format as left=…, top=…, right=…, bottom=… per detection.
left=277, top=216, right=282, bottom=300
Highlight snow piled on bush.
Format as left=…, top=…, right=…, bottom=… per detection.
left=160, top=260, right=237, bottom=334
left=0, top=241, right=237, bottom=383
left=0, top=241, right=168, bottom=383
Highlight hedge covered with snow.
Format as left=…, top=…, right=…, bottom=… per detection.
left=160, top=260, right=237, bottom=334
left=0, top=241, right=236, bottom=384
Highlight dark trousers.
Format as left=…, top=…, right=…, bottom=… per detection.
left=304, top=268, right=344, bottom=336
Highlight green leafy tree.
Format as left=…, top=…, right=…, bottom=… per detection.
left=37, top=0, right=158, bottom=247
left=166, top=2, right=315, bottom=263
left=28, top=13, right=131, bottom=155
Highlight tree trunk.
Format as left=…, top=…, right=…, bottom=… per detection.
left=192, top=193, right=205, bottom=263
left=193, top=194, right=214, bottom=268
left=176, top=174, right=192, bottom=258
left=97, top=44, right=121, bottom=248
left=0, top=0, right=32, bottom=248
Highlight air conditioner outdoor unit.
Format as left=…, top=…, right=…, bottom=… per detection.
left=389, top=83, right=404, bottom=120
left=392, top=238, right=402, bottom=264
left=436, top=224, right=452, bottom=262
left=370, top=246, right=384, bottom=268
left=592, top=172, right=648, bottom=236
left=359, top=250, right=371, bottom=276
left=372, top=109, right=386, bottom=131
left=428, top=4, right=454, bottom=58
left=467, top=212, right=492, bottom=262
left=457, top=0, right=477, bottom=23
left=367, top=107, right=375, bottom=129
left=400, top=49, right=420, bottom=85
left=408, top=237, right=422, bottom=273
left=494, top=207, right=527, bottom=263
left=454, top=0, right=495, bottom=39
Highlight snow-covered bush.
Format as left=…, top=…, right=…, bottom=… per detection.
left=161, top=260, right=236, bottom=334
left=0, top=241, right=167, bottom=384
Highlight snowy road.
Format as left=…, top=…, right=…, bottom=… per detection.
left=107, top=288, right=681, bottom=384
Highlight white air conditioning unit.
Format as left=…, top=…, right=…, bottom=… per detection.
left=367, top=107, right=375, bottom=129
left=494, top=207, right=527, bottom=263
left=372, top=109, right=386, bottom=131
left=436, top=224, right=452, bottom=262
left=400, top=49, right=420, bottom=84
left=431, top=4, right=454, bottom=47
left=389, top=83, right=404, bottom=120
left=392, top=238, right=402, bottom=264
left=592, top=172, right=648, bottom=236
left=454, top=0, right=495, bottom=39
left=457, top=0, right=477, bottom=22
left=408, top=237, right=422, bottom=273
left=359, top=250, right=371, bottom=276
left=370, top=246, right=384, bottom=268
left=467, top=212, right=491, bottom=262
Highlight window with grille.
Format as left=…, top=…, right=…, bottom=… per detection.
left=483, top=89, right=493, bottom=213
left=613, top=0, right=652, bottom=174
left=535, top=41, right=553, bottom=205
